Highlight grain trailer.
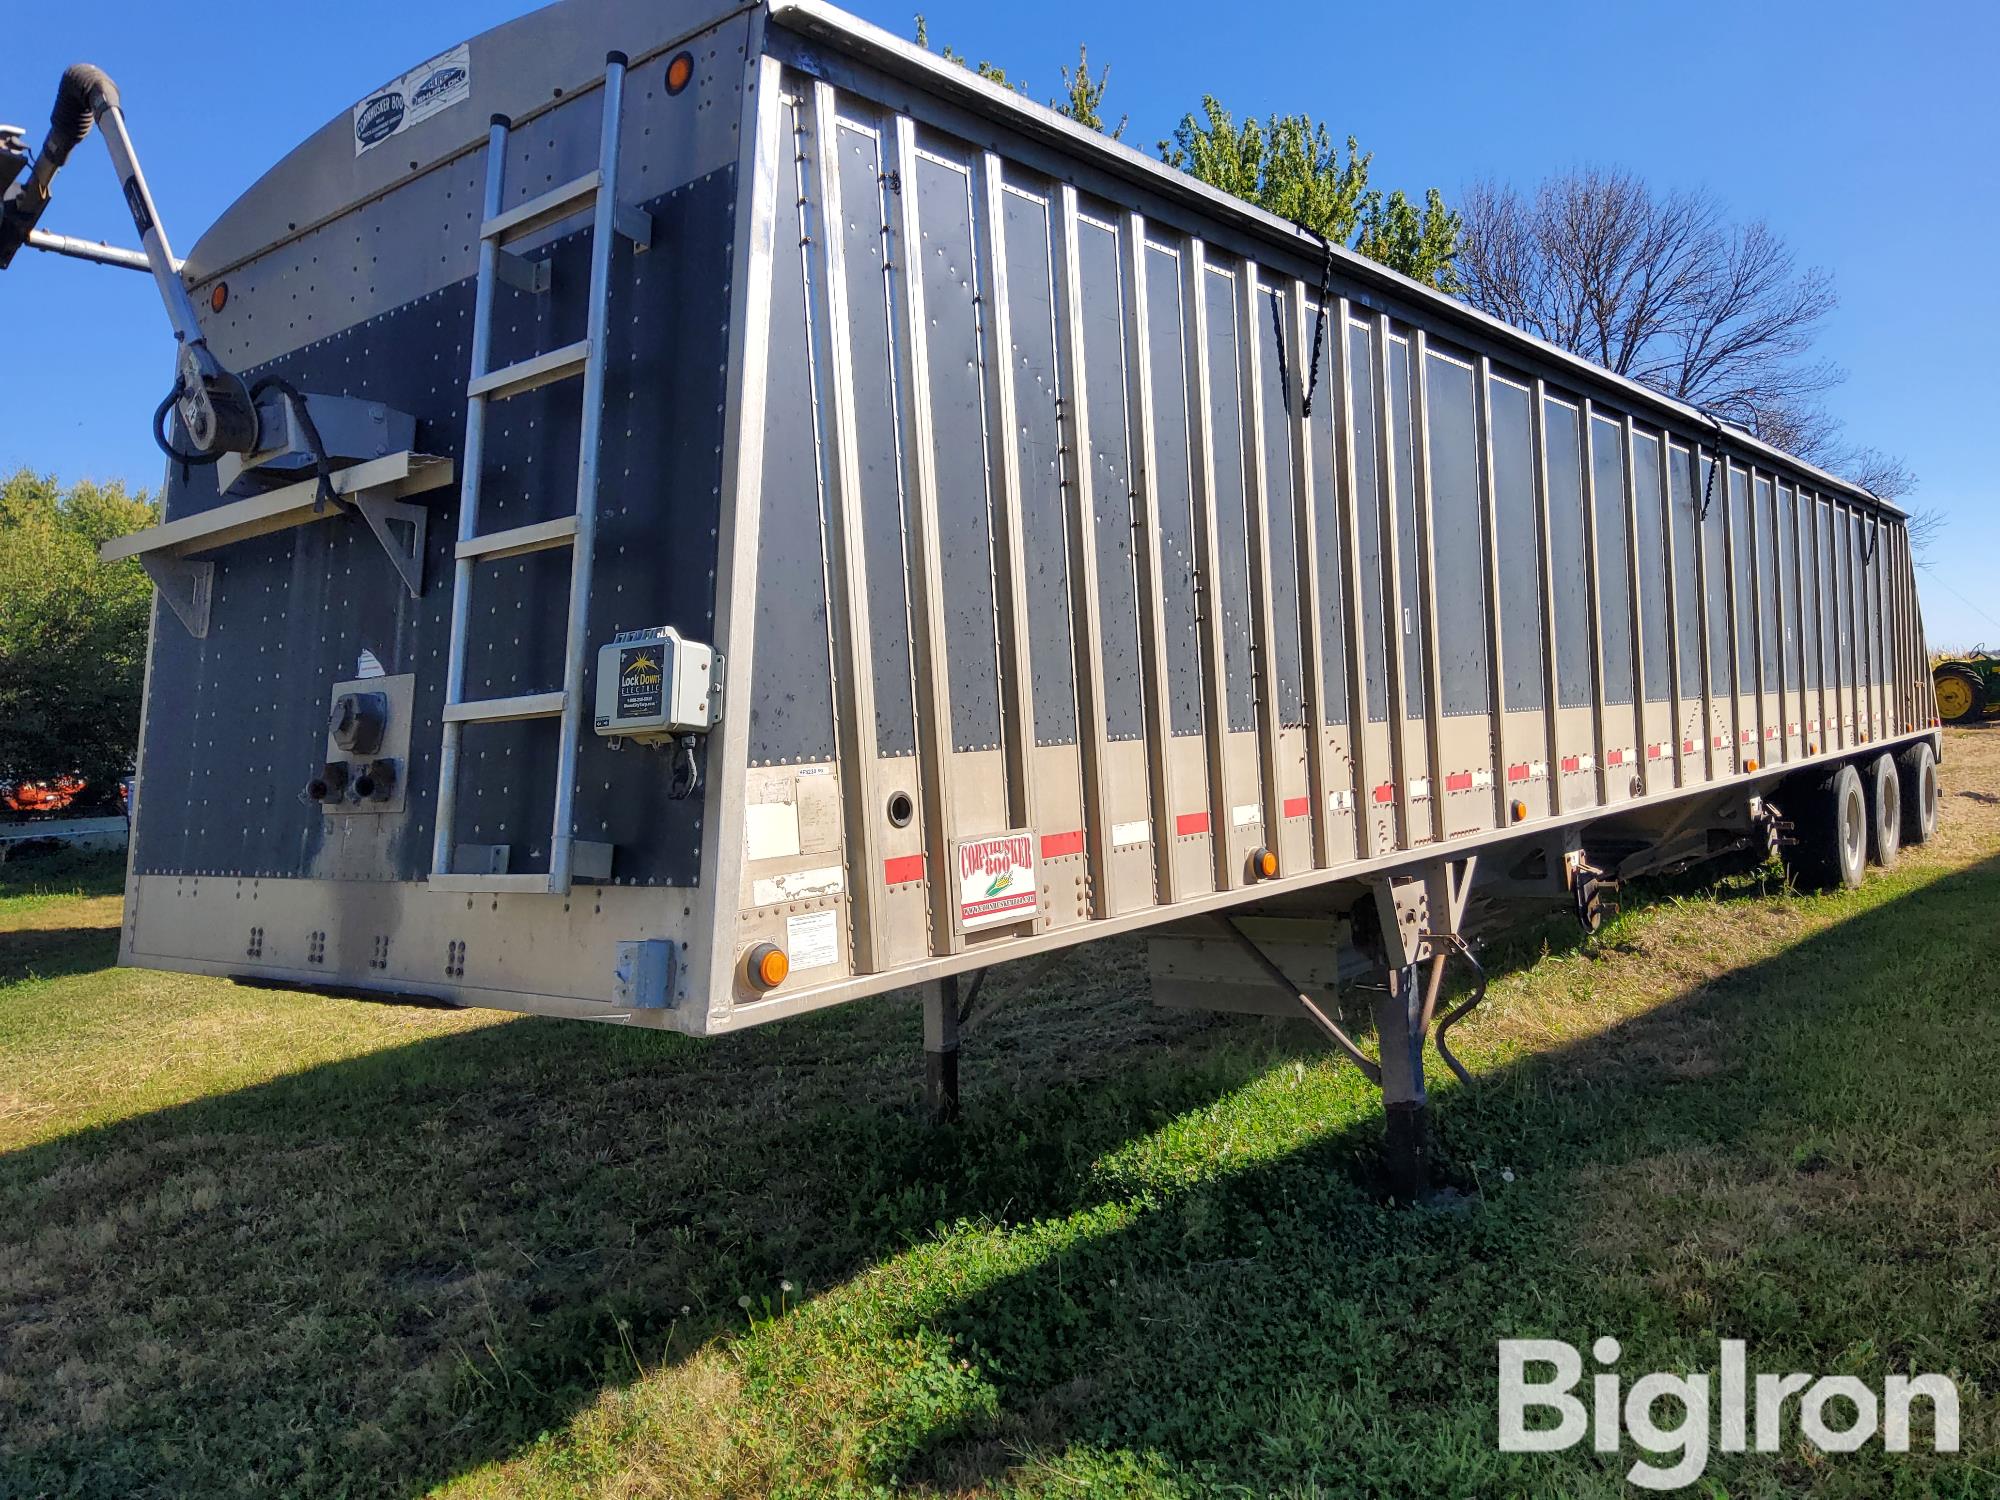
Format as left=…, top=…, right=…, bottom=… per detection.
left=3, top=0, right=1941, bottom=1190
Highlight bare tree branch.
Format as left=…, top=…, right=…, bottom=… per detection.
left=1458, top=166, right=1927, bottom=546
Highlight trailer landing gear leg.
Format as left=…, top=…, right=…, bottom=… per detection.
left=922, top=975, right=961, bottom=1124
left=1374, top=962, right=1430, bottom=1205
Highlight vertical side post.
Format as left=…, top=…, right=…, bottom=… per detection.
left=1051, top=184, right=1114, bottom=915
left=809, top=80, right=887, bottom=966
left=1578, top=401, right=1610, bottom=805
left=1743, top=466, right=1769, bottom=767
left=1619, top=415, right=1647, bottom=779
left=1475, top=357, right=1509, bottom=826
left=1120, top=214, right=1179, bottom=903
left=1529, top=380, right=1562, bottom=811
left=1373, top=315, right=1413, bottom=846
left=1720, top=464, right=1745, bottom=769
left=888, top=114, right=960, bottom=952
left=1287, top=280, right=1332, bottom=867
left=922, top=974, right=962, bottom=1123
left=1333, top=301, right=1374, bottom=853
left=1657, top=434, right=1687, bottom=787
left=1238, top=263, right=1286, bottom=851
left=1184, top=240, right=1235, bottom=886
left=1691, top=444, right=1719, bottom=782
left=974, top=151, right=1039, bottom=830
left=1410, top=331, right=1449, bottom=833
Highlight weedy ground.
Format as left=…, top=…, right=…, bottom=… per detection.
left=2, top=731, right=1997, bottom=1498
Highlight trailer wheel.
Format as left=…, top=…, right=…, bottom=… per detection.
left=1863, top=753, right=1902, bottom=869
left=1896, top=740, right=1940, bottom=846
left=1780, top=764, right=1868, bottom=891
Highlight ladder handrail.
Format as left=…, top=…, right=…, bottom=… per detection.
left=430, top=113, right=513, bottom=881
left=430, top=54, right=633, bottom=894
left=550, top=50, right=629, bottom=894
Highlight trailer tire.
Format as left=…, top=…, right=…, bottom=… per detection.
left=1780, top=764, right=1868, bottom=891
left=1863, top=753, right=1902, bottom=869
left=1896, top=740, right=1940, bottom=846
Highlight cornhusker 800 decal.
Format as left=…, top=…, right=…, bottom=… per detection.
left=352, top=43, right=471, bottom=156
left=954, top=832, right=1037, bottom=931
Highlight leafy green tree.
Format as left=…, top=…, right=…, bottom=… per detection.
left=1056, top=46, right=1125, bottom=139
left=913, top=15, right=1021, bottom=91
left=0, top=470, right=158, bottom=803
left=1162, top=97, right=1461, bottom=291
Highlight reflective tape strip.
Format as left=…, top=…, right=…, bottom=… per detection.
left=1604, top=748, right=1627, bottom=767
left=1282, top=795, right=1310, bottom=819
left=1507, top=762, right=1532, bottom=783
left=1175, top=811, right=1210, bottom=836
left=1445, top=771, right=1474, bottom=793
left=1372, top=782, right=1395, bottom=805
left=1230, top=803, right=1262, bottom=828
left=1472, top=768, right=1494, bottom=790
left=1041, top=829, right=1084, bottom=859
left=1328, top=789, right=1355, bottom=812
left=1409, top=777, right=1432, bottom=800
left=883, top=853, right=926, bottom=885
left=1110, top=819, right=1150, bottom=848
left=1646, top=742, right=1667, bottom=761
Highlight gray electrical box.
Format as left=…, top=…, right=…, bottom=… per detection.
left=593, top=625, right=717, bottom=741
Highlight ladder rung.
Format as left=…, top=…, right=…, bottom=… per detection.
left=457, top=514, right=579, bottom=562
left=468, top=340, right=590, bottom=402
left=481, top=171, right=601, bottom=244
left=427, top=872, right=557, bottom=894
left=443, top=690, right=566, bottom=725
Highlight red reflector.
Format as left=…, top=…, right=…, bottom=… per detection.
left=1604, top=749, right=1625, bottom=767
left=1282, top=796, right=1310, bottom=819
left=1506, top=762, right=1531, bottom=783
left=1683, top=739, right=1697, bottom=754
left=1560, top=755, right=1581, bottom=773
left=1445, top=772, right=1474, bottom=792
left=1040, top=829, right=1085, bottom=859
left=883, top=853, right=926, bottom=885
left=1175, top=811, right=1210, bottom=837
left=1372, top=782, right=1395, bottom=804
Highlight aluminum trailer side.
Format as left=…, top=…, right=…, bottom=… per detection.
left=87, top=0, right=1936, bottom=1049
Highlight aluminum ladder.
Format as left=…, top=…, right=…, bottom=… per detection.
left=429, top=51, right=651, bottom=894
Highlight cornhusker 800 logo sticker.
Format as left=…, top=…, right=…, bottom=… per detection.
left=954, top=832, right=1037, bottom=931
left=352, top=43, right=471, bottom=156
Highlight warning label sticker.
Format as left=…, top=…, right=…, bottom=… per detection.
left=954, top=831, right=1037, bottom=931
left=353, top=43, right=472, bottom=156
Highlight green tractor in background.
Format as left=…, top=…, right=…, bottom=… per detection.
left=1933, top=648, right=2000, bottom=724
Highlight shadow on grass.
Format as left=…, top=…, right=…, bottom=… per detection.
left=2, top=856, right=1996, bottom=1496
left=0, top=925, right=120, bottom=986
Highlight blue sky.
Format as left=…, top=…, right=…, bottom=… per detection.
left=8, top=0, right=1994, bottom=645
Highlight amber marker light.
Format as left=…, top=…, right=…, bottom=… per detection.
left=748, top=942, right=788, bottom=991
left=210, top=282, right=228, bottom=313
left=1254, top=847, right=1279, bottom=879
left=1511, top=800, right=1528, bottom=823
left=1745, top=758, right=1759, bottom=772
left=665, top=51, right=695, bottom=94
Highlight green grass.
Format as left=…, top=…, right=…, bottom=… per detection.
left=2, top=735, right=1998, bottom=1498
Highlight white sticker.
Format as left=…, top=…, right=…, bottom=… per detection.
left=353, top=43, right=472, bottom=156
left=955, top=831, right=1037, bottom=931
left=751, top=864, right=844, bottom=907
left=786, top=910, right=839, bottom=972
left=744, top=801, right=802, bottom=861
left=1231, top=803, right=1262, bottom=828
left=1110, top=819, right=1151, bottom=848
